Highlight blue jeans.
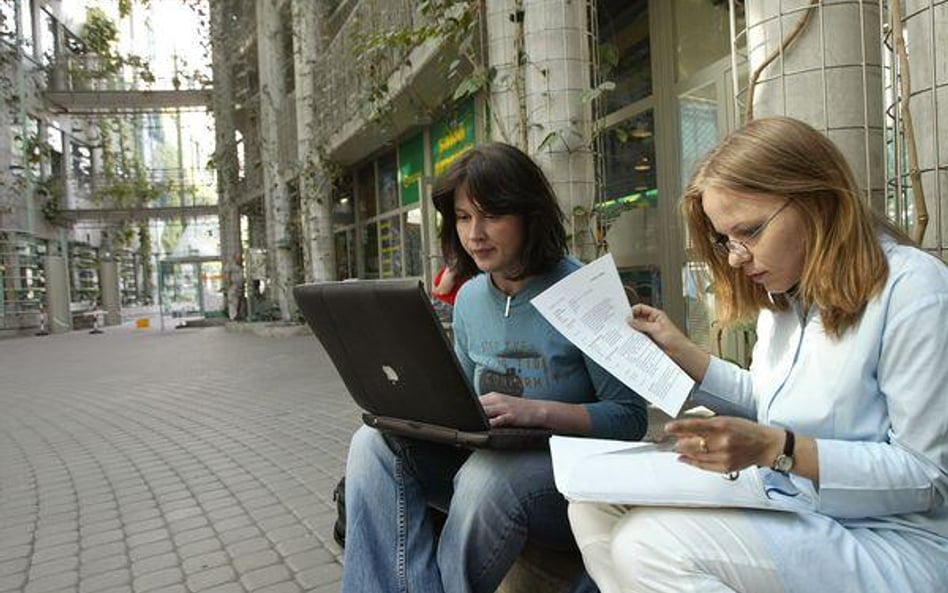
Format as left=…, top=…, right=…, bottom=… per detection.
left=340, top=426, right=596, bottom=593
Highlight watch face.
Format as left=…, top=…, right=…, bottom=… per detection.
left=774, top=454, right=794, bottom=473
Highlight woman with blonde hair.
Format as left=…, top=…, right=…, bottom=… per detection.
left=569, top=117, right=948, bottom=592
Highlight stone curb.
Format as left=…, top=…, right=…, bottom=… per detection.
left=224, top=321, right=311, bottom=338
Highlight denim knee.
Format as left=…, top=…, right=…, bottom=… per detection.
left=451, top=450, right=567, bottom=530
left=346, top=425, right=396, bottom=484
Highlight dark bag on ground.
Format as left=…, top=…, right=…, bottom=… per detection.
left=333, top=476, right=346, bottom=546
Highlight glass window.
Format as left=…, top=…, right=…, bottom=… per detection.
left=598, top=110, right=657, bottom=231
left=235, top=131, right=246, bottom=181
left=47, top=126, right=63, bottom=153
left=403, top=208, right=423, bottom=277
left=674, top=0, right=738, bottom=82
left=378, top=214, right=402, bottom=278
left=597, top=0, right=651, bottom=113
left=1, top=2, right=35, bottom=56
left=332, top=174, right=355, bottom=225
left=334, top=229, right=355, bottom=279
left=71, top=143, right=92, bottom=184
left=678, top=83, right=721, bottom=351
left=27, top=117, right=41, bottom=179
left=40, top=8, right=56, bottom=65
left=361, top=222, right=379, bottom=279
left=0, top=3, right=14, bottom=39
left=356, top=164, right=377, bottom=219
left=377, top=152, right=399, bottom=213
left=679, top=84, right=719, bottom=188
left=620, top=267, right=661, bottom=308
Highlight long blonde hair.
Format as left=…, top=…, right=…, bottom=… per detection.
left=683, top=117, right=911, bottom=338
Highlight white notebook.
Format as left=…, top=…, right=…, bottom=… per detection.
left=550, top=436, right=817, bottom=513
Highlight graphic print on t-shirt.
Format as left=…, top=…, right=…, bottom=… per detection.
left=477, top=339, right=550, bottom=396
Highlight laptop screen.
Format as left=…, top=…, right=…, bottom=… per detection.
left=293, top=279, right=491, bottom=432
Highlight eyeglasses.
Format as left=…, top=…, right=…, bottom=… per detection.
left=712, top=200, right=791, bottom=258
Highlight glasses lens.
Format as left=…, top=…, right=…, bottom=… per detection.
left=729, top=242, right=749, bottom=258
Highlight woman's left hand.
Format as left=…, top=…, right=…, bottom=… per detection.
left=664, top=416, right=785, bottom=474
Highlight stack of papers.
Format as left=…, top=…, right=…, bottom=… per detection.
left=550, top=436, right=817, bottom=513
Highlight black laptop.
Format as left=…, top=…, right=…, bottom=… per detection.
left=293, top=279, right=551, bottom=449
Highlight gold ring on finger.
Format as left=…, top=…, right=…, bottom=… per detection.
left=698, top=437, right=709, bottom=454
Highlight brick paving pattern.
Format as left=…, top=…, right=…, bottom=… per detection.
left=0, top=324, right=360, bottom=593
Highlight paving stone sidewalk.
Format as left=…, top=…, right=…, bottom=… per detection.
left=0, top=323, right=361, bottom=593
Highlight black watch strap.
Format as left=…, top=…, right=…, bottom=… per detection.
left=772, top=429, right=795, bottom=473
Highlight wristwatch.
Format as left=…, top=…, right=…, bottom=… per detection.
left=772, top=429, right=795, bottom=474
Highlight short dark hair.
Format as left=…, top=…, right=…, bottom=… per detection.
left=431, top=142, right=567, bottom=280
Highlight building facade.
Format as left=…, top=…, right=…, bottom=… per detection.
left=209, top=0, right=946, bottom=353
left=1, top=0, right=221, bottom=337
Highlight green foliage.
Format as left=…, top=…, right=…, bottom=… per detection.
left=139, top=223, right=154, bottom=304
left=40, top=197, right=58, bottom=221
left=91, top=117, right=195, bottom=211
left=581, top=81, right=616, bottom=104
left=352, top=0, right=481, bottom=117
left=18, top=132, right=53, bottom=165
left=598, top=42, right=620, bottom=75
left=118, top=0, right=152, bottom=18
left=354, top=0, right=478, bottom=56
left=75, top=7, right=154, bottom=84
left=33, top=177, right=63, bottom=224
left=351, top=0, right=615, bottom=155
left=81, top=8, right=119, bottom=56
left=300, top=146, right=344, bottom=192
left=160, top=220, right=184, bottom=254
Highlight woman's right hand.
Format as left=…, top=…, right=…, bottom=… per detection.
left=628, top=304, right=689, bottom=353
left=629, top=304, right=710, bottom=382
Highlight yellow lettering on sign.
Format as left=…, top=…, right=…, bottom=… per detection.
left=434, top=145, right=473, bottom=176
left=437, top=126, right=468, bottom=153
left=400, top=171, right=422, bottom=189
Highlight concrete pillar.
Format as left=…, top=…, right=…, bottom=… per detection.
left=99, top=259, right=121, bottom=326
left=209, top=0, right=245, bottom=320
left=901, top=0, right=947, bottom=258
left=485, top=0, right=597, bottom=258
left=293, top=0, right=335, bottom=283
left=745, top=0, right=885, bottom=209
left=256, top=0, right=296, bottom=319
left=486, top=0, right=527, bottom=148
left=523, top=0, right=596, bottom=259
left=44, top=254, right=71, bottom=334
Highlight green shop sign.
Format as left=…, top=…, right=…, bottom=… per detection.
left=398, top=133, right=424, bottom=206
left=431, top=98, right=476, bottom=178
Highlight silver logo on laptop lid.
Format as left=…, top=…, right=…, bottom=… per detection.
left=382, top=365, right=400, bottom=384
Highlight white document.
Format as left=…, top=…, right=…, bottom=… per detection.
left=550, top=436, right=817, bottom=512
left=531, top=254, right=693, bottom=416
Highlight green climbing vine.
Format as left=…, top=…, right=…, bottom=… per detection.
left=351, top=0, right=483, bottom=121
left=352, top=0, right=615, bottom=154
left=71, top=7, right=154, bottom=86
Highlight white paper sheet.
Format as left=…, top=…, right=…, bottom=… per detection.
left=550, top=436, right=817, bottom=512
left=531, top=254, right=693, bottom=417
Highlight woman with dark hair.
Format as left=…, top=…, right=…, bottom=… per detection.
left=341, top=142, right=647, bottom=593
left=569, top=117, right=948, bottom=592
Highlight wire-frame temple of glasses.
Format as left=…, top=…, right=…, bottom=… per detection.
left=712, top=200, right=791, bottom=257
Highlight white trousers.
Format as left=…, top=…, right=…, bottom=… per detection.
left=568, top=502, right=948, bottom=593
left=568, top=503, right=783, bottom=593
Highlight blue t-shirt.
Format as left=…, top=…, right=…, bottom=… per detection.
left=452, top=257, right=647, bottom=440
